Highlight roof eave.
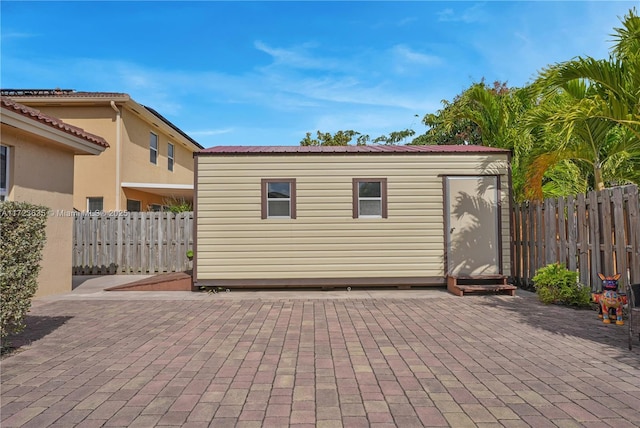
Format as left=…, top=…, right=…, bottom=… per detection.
left=1, top=108, right=108, bottom=155
left=141, top=105, right=203, bottom=150
left=195, top=146, right=512, bottom=156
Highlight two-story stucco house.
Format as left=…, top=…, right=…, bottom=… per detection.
left=1, top=96, right=108, bottom=296
left=1, top=89, right=203, bottom=212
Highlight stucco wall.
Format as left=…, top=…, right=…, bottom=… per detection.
left=27, top=105, right=118, bottom=211
left=123, top=187, right=179, bottom=211
left=196, top=153, right=511, bottom=283
left=120, top=109, right=194, bottom=188
left=25, top=104, right=195, bottom=211
left=1, top=126, right=76, bottom=297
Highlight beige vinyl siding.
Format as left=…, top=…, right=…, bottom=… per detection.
left=196, top=154, right=510, bottom=280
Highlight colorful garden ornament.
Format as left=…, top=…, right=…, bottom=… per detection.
left=592, top=273, right=627, bottom=325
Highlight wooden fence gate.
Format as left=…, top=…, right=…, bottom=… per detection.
left=73, top=211, right=193, bottom=275
left=511, top=185, right=640, bottom=291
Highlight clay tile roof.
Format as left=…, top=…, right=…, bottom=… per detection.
left=1, top=96, right=110, bottom=148
left=198, top=145, right=510, bottom=155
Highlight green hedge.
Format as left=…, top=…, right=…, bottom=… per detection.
left=1, top=201, right=49, bottom=345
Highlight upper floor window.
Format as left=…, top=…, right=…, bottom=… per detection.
left=353, top=178, right=387, bottom=218
left=168, top=143, right=174, bottom=172
left=150, top=133, right=158, bottom=164
left=87, top=197, right=104, bottom=212
left=0, top=145, right=9, bottom=201
left=261, top=179, right=296, bottom=219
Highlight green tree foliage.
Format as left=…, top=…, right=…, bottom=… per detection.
left=300, top=130, right=364, bottom=146
left=372, top=129, right=416, bottom=145
left=411, top=80, right=536, bottom=201
left=410, top=80, right=510, bottom=146
left=524, top=8, right=640, bottom=198
left=1, top=202, right=49, bottom=348
left=410, top=9, right=639, bottom=201
left=299, top=129, right=415, bottom=146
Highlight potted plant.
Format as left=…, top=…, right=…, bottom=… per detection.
left=186, top=250, right=194, bottom=261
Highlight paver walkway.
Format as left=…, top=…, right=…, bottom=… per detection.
left=1, top=287, right=639, bottom=427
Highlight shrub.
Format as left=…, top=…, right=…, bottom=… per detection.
left=0, top=201, right=49, bottom=347
left=163, top=196, right=192, bottom=213
left=532, top=263, right=591, bottom=307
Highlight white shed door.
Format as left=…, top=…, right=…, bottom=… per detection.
left=445, top=176, right=500, bottom=276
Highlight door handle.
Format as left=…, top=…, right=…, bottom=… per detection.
left=450, top=227, right=455, bottom=233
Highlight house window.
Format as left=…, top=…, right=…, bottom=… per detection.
left=353, top=178, right=387, bottom=218
left=168, top=143, right=174, bottom=172
left=0, top=145, right=9, bottom=201
left=150, top=132, right=158, bottom=164
left=261, top=179, right=296, bottom=219
left=87, top=197, right=104, bottom=212
left=149, top=204, right=166, bottom=212
left=126, top=199, right=141, bottom=212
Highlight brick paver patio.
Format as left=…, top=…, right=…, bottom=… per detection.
left=1, top=288, right=639, bottom=427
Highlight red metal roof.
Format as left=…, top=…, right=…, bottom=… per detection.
left=198, top=145, right=510, bottom=155
left=1, top=96, right=110, bottom=148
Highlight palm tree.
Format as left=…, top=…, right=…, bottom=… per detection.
left=415, top=80, right=534, bottom=200
left=525, top=8, right=640, bottom=198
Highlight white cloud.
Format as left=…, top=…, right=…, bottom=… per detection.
left=397, top=17, right=418, bottom=27
left=248, top=41, right=441, bottom=111
left=437, top=3, right=488, bottom=24
left=391, top=45, right=442, bottom=67
left=1, top=50, right=443, bottom=144
left=188, top=128, right=234, bottom=137
left=254, top=40, right=339, bottom=71
left=1, top=32, right=37, bottom=40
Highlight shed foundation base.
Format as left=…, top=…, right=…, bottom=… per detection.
left=447, top=275, right=515, bottom=296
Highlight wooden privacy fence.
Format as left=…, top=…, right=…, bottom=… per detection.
left=73, top=211, right=193, bottom=275
left=512, top=185, right=640, bottom=291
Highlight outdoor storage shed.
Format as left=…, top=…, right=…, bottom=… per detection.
left=193, top=145, right=512, bottom=289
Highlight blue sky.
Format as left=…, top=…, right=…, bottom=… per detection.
left=1, top=1, right=637, bottom=148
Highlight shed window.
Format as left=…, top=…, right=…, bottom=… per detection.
left=261, top=179, right=296, bottom=219
left=353, top=178, right=387, bottom=218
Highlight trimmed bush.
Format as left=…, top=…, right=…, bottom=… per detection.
left=1, top=201, right=49, bottom=346
left=532, top=263, right=591, bottom=307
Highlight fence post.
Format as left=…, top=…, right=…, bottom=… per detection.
left=589, top=190, right=599, bottom=291
left=544, top=198, right=557, bottom=265
left=566, top=195, right=577, bottom=273
left=628, top=186, right=640, bottom=284
left=612, top=187, right=627, bottom=287
left=576, top=192, right=589, bottom=287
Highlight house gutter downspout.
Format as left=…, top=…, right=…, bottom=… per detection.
left=110, top=101, right=122, bottom=211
